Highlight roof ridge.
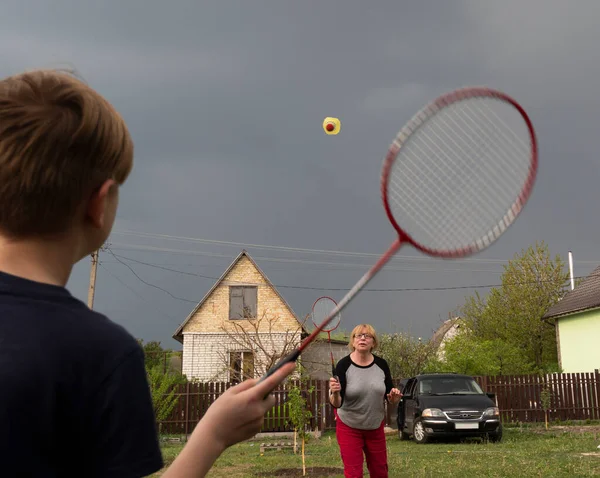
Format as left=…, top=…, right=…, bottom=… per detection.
left=543, top=264, right=600, bottom=320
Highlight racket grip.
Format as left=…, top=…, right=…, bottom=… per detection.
left=258, top=348, right=300, bottom=399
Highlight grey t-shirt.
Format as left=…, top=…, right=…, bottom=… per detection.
left=334, top=354, right=394, bottom=430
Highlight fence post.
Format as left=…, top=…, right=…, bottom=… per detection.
left=595, top=369, right=600, bottom=420
left=319, top=380, right=326, bottom=432
left=184, top=382, right=190, bottom=439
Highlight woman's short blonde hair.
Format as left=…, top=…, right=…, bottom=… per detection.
left=348, top=323, right=378, bottom=352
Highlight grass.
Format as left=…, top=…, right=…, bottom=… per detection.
left=152, top=424, right=600, bottom=477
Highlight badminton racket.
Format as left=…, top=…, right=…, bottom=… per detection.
left=311, top=296, right=341, bottom=379
left=259, top=86, right=538, bottom=385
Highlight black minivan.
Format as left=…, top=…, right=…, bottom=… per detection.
left=397, top=373, right=502, bottom=443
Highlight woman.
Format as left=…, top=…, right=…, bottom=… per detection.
left=329, top=324, right=401, bottom=478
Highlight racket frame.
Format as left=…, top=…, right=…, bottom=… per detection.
left=381, top=86, right=538, bottom=259
left=260, top=87, right=538, bottom=385
left=311, top=296, right=341, bottom=378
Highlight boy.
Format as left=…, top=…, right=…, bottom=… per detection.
left=0, top=69, right=295, bottom=477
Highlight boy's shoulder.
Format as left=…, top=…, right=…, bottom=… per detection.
left=0, top=270, right=142, bottom=375
left=0, top=270, right=164, bottom=476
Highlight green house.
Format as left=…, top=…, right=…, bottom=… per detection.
left=543, top=265, right=600, bottom=373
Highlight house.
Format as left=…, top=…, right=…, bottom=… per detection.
left=172, top=249, right=348, bottom=382
left=431, top=316, right=465, bottom=360
left=542, top=265, right=600, bottom=373
left=301, top=336, right=349, bottom=381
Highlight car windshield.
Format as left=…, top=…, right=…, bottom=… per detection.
left=418, top=377, right=484, bottom=395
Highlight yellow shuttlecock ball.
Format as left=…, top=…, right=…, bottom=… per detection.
left=323, top=117, right=341, bottom=135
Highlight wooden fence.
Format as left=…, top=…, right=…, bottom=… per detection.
left=474, top=371, right=600, bottom=423
left=158, top=370, right=600, bottom=435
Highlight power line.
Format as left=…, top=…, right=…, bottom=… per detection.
left=98, top=261, right=185, bottom=323
left=98, top=261, right=149, bottom=302
left=107, top=241, right=596, bottom=277
left=103, top=249, right=585, bottom=306
left=106, top=249, right=198, bottom=303
left=110, top=229, right=600, bottom=266
left=106, top=243, right=506, bottom=274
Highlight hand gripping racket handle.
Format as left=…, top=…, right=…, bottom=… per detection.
left=258, top=349, right=300, bottom=399
left=257, top=239, right=403, bottom=399
left=260, top=348, right=301, bottom=382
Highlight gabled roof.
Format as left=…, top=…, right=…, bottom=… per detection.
left=543, top=265, right=600, bottom=321
left=172, top=249, right=308, bottom=343
left=431, top=316, right=464, bottom=349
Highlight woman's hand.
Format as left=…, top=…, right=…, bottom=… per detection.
left=387, top=387, right=402, bottom=404
left=329, top=376, right=342, bottom=408
left=329, top=376, right=341, bottom=394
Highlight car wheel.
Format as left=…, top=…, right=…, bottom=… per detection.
left=412, top=419, right=429, bottom=444
left=487, top=424, right=503, bottom=443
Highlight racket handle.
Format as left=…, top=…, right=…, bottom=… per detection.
left=258, top=348, right=300, bottom=398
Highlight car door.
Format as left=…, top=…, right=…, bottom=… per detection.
left=401, top=378, right=418, bottom=433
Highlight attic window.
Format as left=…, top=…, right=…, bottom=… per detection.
left=229, top=286, right=257, bottom=319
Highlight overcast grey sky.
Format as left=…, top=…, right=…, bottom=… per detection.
left=3, top=0, right=600, bottom=349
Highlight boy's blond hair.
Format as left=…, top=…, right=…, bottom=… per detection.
left=0, top=69, right=133, bottom=238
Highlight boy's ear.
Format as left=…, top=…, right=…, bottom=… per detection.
left=86, top=179, right=117, bottom=229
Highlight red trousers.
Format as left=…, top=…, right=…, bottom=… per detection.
left=334, top=411, right=388, bottom=478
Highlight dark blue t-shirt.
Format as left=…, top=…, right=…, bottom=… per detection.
left=0, top=270, right=164, bottom=477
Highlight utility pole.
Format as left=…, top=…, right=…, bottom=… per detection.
left=568, top=250, right=575, bottom=290
left=88, top=249, right=99, bottom=309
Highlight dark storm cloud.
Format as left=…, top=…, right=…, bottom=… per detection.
left=2, top=0, right=599, bottom=347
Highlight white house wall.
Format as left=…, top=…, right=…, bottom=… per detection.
left=182, top=332, right=302, bottom=381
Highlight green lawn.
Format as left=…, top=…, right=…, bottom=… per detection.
left=154, top=424, right=600, bottom=477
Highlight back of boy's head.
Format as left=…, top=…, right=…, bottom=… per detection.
left=0, top=68, right=133, bottom=239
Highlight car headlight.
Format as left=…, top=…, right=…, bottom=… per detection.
left=484, top=407, right=499, bottom=417
left=422, top=408, right=444, bottom=418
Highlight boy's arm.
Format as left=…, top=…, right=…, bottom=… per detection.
left=162, top=362, right=296, bottom=478
left=89, top=346, right=294, bottom=478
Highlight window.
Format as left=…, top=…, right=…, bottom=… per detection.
left=229, top=351, right=255, bottom=384
left=418, top=377, right=484, bottom=395
left=229, top=286, right=257, bottom=319
left=404, top=379, right=416, bottom=397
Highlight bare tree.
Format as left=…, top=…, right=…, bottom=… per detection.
left=213, top=311, right=310, bottom=383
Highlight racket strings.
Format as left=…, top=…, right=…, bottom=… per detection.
left=388, top=97, right=532, bottom=252
left=423, top=102, right=525, bottom=237
left=312, top=298, right=341, bottom=332
left=458, top=101, right=530, bottom=199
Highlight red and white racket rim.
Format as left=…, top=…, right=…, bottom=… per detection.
left=380, top=86, right=538, bottom=258
left=311, top=296, right=341, bottom=332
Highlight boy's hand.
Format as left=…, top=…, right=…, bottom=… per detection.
left=163, top=362, right=296, bottom=478
left=201, top=362, right=296, bottom=450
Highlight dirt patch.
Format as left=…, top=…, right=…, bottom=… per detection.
left=262, top=467, right=344, bottom=477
